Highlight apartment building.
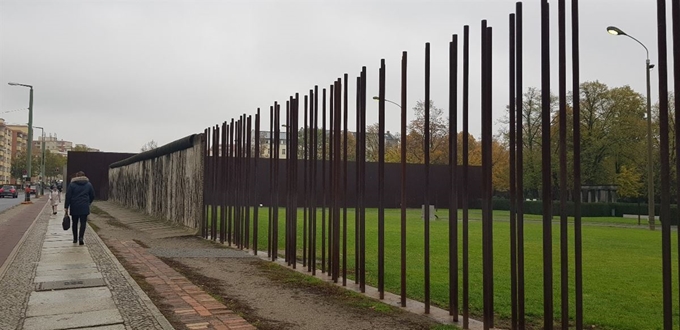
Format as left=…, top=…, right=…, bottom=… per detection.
left=32, top=136, right=74, bottom=156
left=258, top=131, right=288, bottom=158
left=0, top=120, right=14, bottom=183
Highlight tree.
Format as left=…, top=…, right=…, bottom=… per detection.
left=11, top=151, right=40, bottom=180
left=502, top=83, right=646, bottom=199
left=651, top=92, right=676, bottom=200
left=405, top=100, right=449, bottom=164
left=500, top=87, right=557, bottom=198
left=616, top=165, right=643, bottom=200
left=141, top=140, right=158, bottom=152
left=578, top=81, right=646, bottom=185
left=44, top=150, right=66, bottom=179
left=491, top=137, right=511, bottom=192
left=72, top=145, right=89, bottom=152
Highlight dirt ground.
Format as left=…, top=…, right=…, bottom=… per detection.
left=88, top=209, right=454, bottom=330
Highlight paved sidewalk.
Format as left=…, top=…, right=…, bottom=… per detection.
left=0, top=199, right=173, bottom=330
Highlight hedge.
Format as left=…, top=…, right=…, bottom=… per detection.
left=467, top=199, right=678, bottom=225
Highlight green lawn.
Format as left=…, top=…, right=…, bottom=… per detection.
left=205, top=206, right=679, bottom=329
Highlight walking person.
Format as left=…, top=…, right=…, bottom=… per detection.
left=64, top=171, right=95, bottom=245
left=49, top=185, right=61, bottom=215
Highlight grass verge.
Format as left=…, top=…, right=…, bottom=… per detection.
left=205, top=206, right=679, bottom=329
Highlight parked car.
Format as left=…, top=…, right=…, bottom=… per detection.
left=0, top=185, right=18, bottom=198
left=30, top=185, right=37, bottom=195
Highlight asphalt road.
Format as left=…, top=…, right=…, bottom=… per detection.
left=0, top=193, right=26, bottom=213
left=0, top=195, right=45, bottom=274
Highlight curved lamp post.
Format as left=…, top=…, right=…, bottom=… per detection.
left=606, top=26, right=655, bottom=230
left=372, top=96, right=402, bottom=108
left=8, top=82, right=33, bottom=203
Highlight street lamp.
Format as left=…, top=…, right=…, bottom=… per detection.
left=34, top=126, right=45, bottom=196
left=607, top=25, right=655, bottom=230
left=8, top=82, right=33, bottom=203
left=372, top=96, right=402, bottom=108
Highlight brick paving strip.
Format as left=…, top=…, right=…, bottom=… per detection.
left=107, top=239, right=255, bottom=330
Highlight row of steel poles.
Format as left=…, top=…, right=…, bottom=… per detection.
left=203, top=112, right=260, bottom=250
left=195, top=0, right=680, bottom=328
left=505, top=1, right=584, bottom=329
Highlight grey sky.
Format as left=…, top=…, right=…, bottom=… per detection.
left=0, top=0, right=671, bottom=153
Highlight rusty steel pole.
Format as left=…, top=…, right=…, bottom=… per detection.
left=342, top=74, right=348, bottom=286
left=449, top=35, right=459, bottom=320
left=541, top=1, right=554, bottom=328
left=516, top=3, right=526, bottom=328
left=378, top=59, right=386, bottom=299
left=558, top=1, right=570, bottom=327
left=400, top=51, right=408, bottom=308
left=508, top=13, right=518, bottom=329
left=254, top=110, right=260, bottom=255
left=656, top=0, right=672, bottom=327
left=462, top=24, right=470, bottom=329
left=571, top=0, right=582, bottom=327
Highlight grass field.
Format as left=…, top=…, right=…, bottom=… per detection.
left=206, top=206, right=678, bottom=329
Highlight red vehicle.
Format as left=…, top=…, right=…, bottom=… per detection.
left=0, top=185, right=18, bottom=198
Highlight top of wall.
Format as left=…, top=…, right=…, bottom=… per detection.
left=110, top=134, right=202, bottom=169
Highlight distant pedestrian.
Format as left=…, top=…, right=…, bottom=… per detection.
left=48, top=185, right=61, bottom=215
left=64, top=171, right=95, bottom=245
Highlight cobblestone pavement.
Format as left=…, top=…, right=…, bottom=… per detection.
left=107, top=239, right=256, bottom=330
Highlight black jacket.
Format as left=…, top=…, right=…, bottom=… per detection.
left=65, top=176, right=95, bottom=215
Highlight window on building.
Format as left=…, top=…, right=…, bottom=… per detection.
left=282, top=149, right=286, bottom=155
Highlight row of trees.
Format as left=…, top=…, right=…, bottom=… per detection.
left=503, top=81, right=672, bottom=202
left=10, top=149, right=67, bottom=181
left=500, top=81, right=650, bottom=199
left=277, top=80, right=667, bottom=202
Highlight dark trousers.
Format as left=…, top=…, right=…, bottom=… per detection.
left=71, top=214, right=88, bottom=242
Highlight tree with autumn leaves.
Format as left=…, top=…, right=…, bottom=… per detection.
left=384, top=100, right=510, bottom=192
left=294, top=80, right=648, bottom=198
left=501, top=81, right=649, bottom=201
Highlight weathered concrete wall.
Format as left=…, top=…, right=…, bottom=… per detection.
left=108, top=134, right=204, bottom=231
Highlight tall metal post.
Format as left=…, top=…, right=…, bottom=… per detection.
left=645, top=58, right=655, bottom=230
left=8, top=83, right=33, bottom=202
left=606, top=26, right=655, bottom=230
left=27, top=88, right=33, bottom=200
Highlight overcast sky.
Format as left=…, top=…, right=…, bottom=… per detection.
left=0, top=0, right=673, bottom=153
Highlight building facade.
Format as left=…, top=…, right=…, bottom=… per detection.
left=0, top=120, right=14, bottom=183
left=32, top=135, right=74, bottom=157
